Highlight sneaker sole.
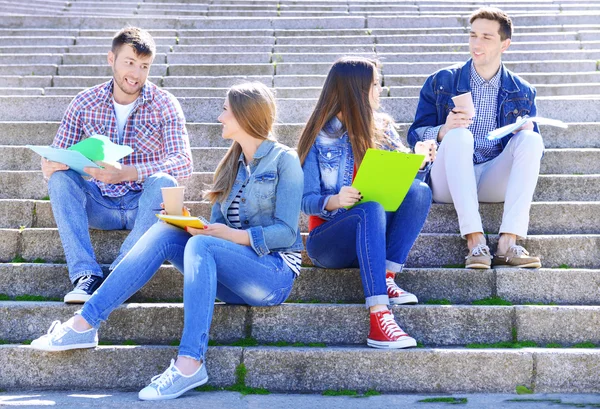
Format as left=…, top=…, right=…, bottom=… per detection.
left=389, top=294, right=419, bottom=305
left=465, top=263, right=491, bottom=269
left=138, top=377, right=208, bottom=401
left=367, top=337, right=417, bottom=349
left=493, top=262, right=542, bottom=269
left=63, top=294, right=92, bottom=304
left=29, top=342, right=98, bottom=352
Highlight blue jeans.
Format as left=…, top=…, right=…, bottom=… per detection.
left=47, top=170, right=177, bottom=283
left=80, top=222, right=295, bottom=361
left=306, top=180, right=432, bottom=308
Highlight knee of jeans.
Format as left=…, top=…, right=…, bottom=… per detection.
left=183, top=235, right=217, bottom=277
left=513, top=130, right=544, bottom=156
left=47, top=169, right=81, bottom=191
left=404, top=179, right=432, bottom=207
left=145, top=172, right=178, bottom=190
left=443, top=128, right=474, bottom=150
left=356, top=201, right=386, bottom=224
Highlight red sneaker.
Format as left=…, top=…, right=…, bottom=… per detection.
left=367, top=309, right=417, bottom=349
left=386, top=272, right=418, bottom=305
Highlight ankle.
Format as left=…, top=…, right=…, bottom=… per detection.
left=497, top=234, right=517, bottom=255
left=369, top=304, right=388, bottom=314
left=466, top=233, right=486, bottom=251
left=69, top=315, right=93, bottom=332
left=175, top=356, right=202, bottom=376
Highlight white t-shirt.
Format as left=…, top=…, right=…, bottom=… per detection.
left=113, top=98, right=137, bottom=140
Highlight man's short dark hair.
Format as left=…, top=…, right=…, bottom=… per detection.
left=112, top=27, right=156, bottom=58
left=470, top=7, right=513, bottom=41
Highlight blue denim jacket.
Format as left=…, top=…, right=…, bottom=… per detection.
left=407, top=59, right=540, bottom=150
left=302, top=117, right=427, bottom=220
left=210, top=140, right=304, bottom=256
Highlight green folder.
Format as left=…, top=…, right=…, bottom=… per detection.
left=351, top=148, right=425, bottom=211
left=68, top=134, right=133, bottom=163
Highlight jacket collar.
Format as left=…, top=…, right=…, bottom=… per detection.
left=458, top=59, right=521, bottom=94
left=237, top=139, right=275, bottom=165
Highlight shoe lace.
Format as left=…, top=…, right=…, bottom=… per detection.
left=507, top=245, right=529, bottom=260
left=75, top=275, right=95, bottom=292
left=468, top=244, right=490, bottom=258
left=386, top=277, right=405, bottom=297
left=150, top=360, right=178, bottom=390
left=46, top=320, right=63, bottom=336
left=378, top=311, right=406, bottom=339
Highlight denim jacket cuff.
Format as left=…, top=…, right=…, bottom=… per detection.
left=320, top=194, right=339, bottom=218
left=247, top=226, right=269, bottom=256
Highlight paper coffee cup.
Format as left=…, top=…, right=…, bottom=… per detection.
left=451, top=92, right=476, bottom=118
left=161, top=186, right=185, bottom=216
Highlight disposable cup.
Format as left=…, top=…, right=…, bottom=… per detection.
left=161, top=186, right=185, bottom=216
left=451, top=92, right=476, bottom=118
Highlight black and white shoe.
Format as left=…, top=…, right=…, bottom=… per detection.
left=63, top=275, right=104, bottom=304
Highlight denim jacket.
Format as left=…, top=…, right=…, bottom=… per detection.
left=302, top=117, right=428, bottom=220
left=210, top=140, right=304, bottom=256
left=407, top=59, right=540, bottom=150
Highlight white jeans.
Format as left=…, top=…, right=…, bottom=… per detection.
left=430, top=128, right=544, bottom=238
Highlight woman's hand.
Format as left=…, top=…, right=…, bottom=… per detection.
left=187, top=223, right=251, bottom=246
left=414, top=140, right=437, bottom=169
left=325, top=186, right=362, bottom=211
left=159, top=202, right=191, bottom=216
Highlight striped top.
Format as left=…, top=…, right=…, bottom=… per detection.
left=227, top=170, right=301, bottom=277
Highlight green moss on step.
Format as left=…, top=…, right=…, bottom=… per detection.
left=572, top=342, right=596, bottom=348
left=418, top=397, right=467, bottom=404
left=466, top=340, right=537, bottom=349
left=11, top=255, right=26, bottom=263
left=224, top=363, right=270, bottom=395
left=516, top=385, right=533, bottom=395
left=229, top=337, right=259, bottom=347
left=425, top=299, right=451, bottom=305
left=471, top=296, right=512, bottom=306
left=323, top=389, right=358, bottom=396
left=545, top=343, right=562, bottom=348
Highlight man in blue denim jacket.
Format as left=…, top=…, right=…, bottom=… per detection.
left=408, top=7, right=544, bottom=269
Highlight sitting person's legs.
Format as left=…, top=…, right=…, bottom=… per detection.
left=476, top=129, right=544, bottom=267
left=430, top=128, right=491, bottom=268
left=138, top=235, right=296, bottom=400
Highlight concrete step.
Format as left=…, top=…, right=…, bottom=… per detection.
left=4, top=194, right=599, bottom=234
left=0, top=76, right=53, bottom=88
left=2, top=170, right=599, bottom=203
left=4, top=144, right=599, bottom=175
left=1, top=120, right=598, bottom=150
left=4, top=300, right=600, bottom=347
left=3, top=345, right=598, bottom=393
left=2, top=262, right=600, bottom=306
left=0, top=301, right=521, bottom=346
left=1, top=227, right=599, bottom=268
left=3, top=95, right=600, bottom=123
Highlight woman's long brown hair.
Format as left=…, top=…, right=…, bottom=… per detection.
left=204, top=82, right=276, bottom=205
left=296, top=56, right=381, bottom=167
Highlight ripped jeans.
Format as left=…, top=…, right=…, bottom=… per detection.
left=80, top=222, right=295, bottom=361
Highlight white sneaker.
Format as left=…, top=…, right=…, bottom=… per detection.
left=30, top=320, right=98, bottom=352
left=139, top=359, right=209, bottom=401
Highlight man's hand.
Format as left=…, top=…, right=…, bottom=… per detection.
left=438, top=107, right=473, bottom=141
left=325, top=186, right=362, bottom=211
left=41, top=158, right=69, bottom=180
left=84, top=162, right=138, bottom=184
left=513, top=116, right=534, bottom=134
left=414, top=140, right=437, bottom=169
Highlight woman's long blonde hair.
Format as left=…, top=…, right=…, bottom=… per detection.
left=296, top=56, right=400, bottom=167
left=204, top=82, right=276, bottom=205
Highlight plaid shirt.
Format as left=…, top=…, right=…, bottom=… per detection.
left=52, top=80, right=193, bottom=197
left=423, top=64, right=503, bottom=164
left=468, top=64, right=502, bottom=164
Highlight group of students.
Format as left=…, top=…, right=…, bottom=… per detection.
left=30, top=6, right=545, bottom=401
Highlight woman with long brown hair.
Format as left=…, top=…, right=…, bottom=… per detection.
left=298, top=56, right=434, bottom=349
left=30, top=82, right=304, bottom=400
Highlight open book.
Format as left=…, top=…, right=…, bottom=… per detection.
left=28, top=134, right=133, bottom=177
left=487, top=116, right=568, bottom=141
left=156, top=214, right=209, bottom=229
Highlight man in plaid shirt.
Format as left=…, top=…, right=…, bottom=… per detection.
left=408, top=8, right=543, bottom=269
left=41, top=27, right=193, bottom=303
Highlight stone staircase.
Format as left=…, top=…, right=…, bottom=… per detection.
left=1, top=0, right=600, bottom=395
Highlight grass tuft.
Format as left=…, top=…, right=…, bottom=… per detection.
left=572, top=342, right=596, bottom=348
left=545, top=343, right=562, bottom=348
left=425, top=299, right=451, bottom=305
left=323, top=389, right=358, bottom=396
left=472, top=296, right=512, bottom=306
left=229, top=337, right=259, bottom=347
left=466, top=340, right=537, bottom=349
left=442, top=264, right=465, bottom=269
left=364, top=389, right=381, bottom=397
left=224, top=363, right=270, bottom=395
left=11, top=255, right=26, bottom=263
left=195, top=384, right=219, bottom=392
left=0, top=294, right=9, bottom=301
left=418, top=397, right=468, bottom=404
left=516, top=385, right=534, bottom=395
left=32, top=258, right=46, bottom=264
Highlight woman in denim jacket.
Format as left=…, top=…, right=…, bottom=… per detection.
left=297, top=57, right=434, bottom=349
left=31, top=83, right=304, bottom=400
